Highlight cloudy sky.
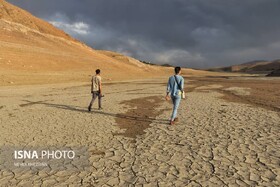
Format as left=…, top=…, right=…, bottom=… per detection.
left=7, top=0, right=280, bottom=68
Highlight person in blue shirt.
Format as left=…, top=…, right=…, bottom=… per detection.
left=165, top=67, right=184, bottom=125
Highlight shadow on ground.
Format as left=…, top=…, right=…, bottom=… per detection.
left=21, top=99, right=170, bottom=138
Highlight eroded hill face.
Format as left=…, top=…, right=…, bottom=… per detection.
left=0, top=0, right=75, bottom=41
left=0, top=0, right=232, bottom=86
left=0, top=0, right=175, bottom=85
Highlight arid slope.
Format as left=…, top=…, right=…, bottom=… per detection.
left=0, top=0, right=242, bottom=86
left=0, top=0, right=170, bottom=85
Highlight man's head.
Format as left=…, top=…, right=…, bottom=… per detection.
left=174, top=67, right=181, bottom=75
left=96, top=69, right=101, bottom=75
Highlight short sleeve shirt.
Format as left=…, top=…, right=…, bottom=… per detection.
left=92, top=75, right=101, bottom=91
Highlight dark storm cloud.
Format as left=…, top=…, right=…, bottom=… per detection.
left=7, top=0, right=280, bottom=68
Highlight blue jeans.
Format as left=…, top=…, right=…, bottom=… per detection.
left=171, top=95, right=181, bottom=121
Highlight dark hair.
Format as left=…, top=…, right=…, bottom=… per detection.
left=175, top=67, right=181, bottom=74
left=96, top=69, right=101, bottom=74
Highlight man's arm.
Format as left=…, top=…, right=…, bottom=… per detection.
left=165, top=77, right=171, bottom=100
left=181, top=78, right=184, bottom=91
left=91, top=77, right=93, bottom=93
left=98, top=77, right=102, bottom=94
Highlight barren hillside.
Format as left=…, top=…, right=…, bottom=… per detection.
left=0, top=0, right=169, bottom=85
left=0, top=0, right=236, bottom=86
left=208, top=60, right=280, bottom=74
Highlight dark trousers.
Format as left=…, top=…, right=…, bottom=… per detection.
left=89, top=91, right=102, bottom=109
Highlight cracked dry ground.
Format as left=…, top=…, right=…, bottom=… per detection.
left=0, top=79, right=279, bottom=186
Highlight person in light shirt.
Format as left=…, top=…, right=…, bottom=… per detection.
left=88, top=69, right=103, bottom=111
left=165, top=66, right=184, bottom=125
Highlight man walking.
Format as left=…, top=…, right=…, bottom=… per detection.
left=166, top=67, right=184, bottom=125
left=88, top=69, right=103, bottom=111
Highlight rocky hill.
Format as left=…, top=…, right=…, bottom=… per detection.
left=0, top=0, right=171, bottom=85
left=266, top=69, right=280, bottom=77
left=208, top=60, right=280, bottom=74
left=0, top=0, right=233, bottom=86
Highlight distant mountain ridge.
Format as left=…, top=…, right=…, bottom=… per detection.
left=266, top=69, right=280, bottom=77
left=208, top=60, right=280, bottom=74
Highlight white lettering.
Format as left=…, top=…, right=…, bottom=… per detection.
left=31, top=151, right=39, bottom=159
left=40, top=150, right=75, bottom=159
left=41, top=150, right=47, bottom=158
left=68, top=151, right=75, bottom=159
left=55, top=151, right=62, bottom=159
left=14, top=150, right=38, bottom=159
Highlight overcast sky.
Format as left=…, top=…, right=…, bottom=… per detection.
left=7, top=0, right=280, bottom=68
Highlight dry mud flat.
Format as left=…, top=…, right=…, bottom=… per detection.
left=0, top=78, right=279, bottom=186
left=187, top=76, right=280, bottom=112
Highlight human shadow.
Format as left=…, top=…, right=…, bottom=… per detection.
left=21, top=100, right=170, bottom=125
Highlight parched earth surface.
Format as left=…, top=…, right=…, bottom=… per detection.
left=0, top=78, right=279, bottom=186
